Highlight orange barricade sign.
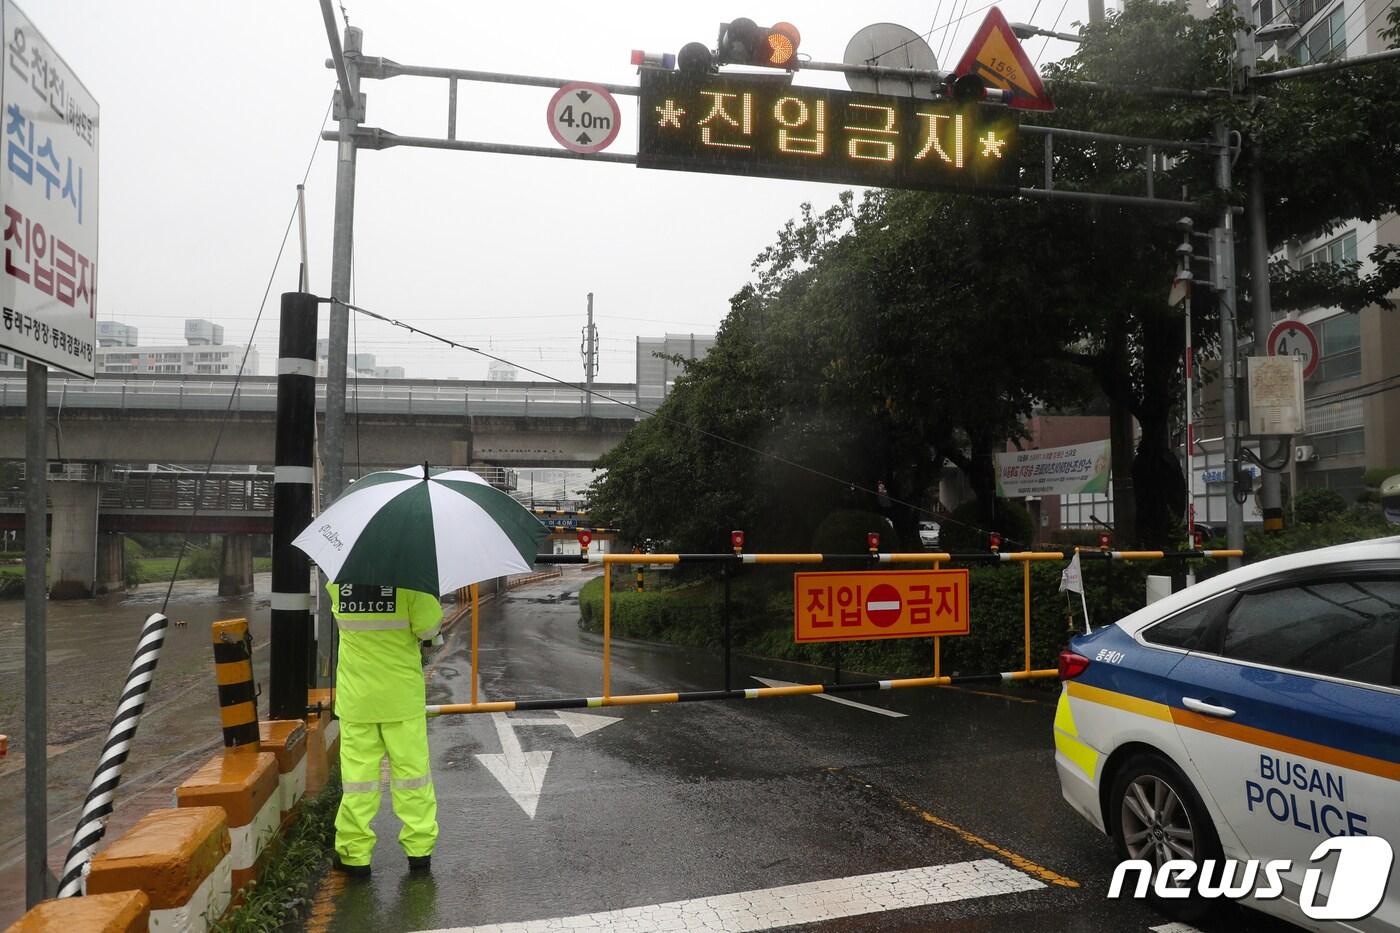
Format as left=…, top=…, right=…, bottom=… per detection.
left=793, top=569, right=970, bottom=643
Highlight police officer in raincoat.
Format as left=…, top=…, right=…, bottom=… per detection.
left=328, top=581, right=443, bottom=875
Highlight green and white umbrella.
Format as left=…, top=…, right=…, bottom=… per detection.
left=292, top=465, right=549, bottom=596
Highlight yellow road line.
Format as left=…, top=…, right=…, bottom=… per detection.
left=836, top=769, right=1079, bottom=889
left=303, top=864, right=345, bottom=933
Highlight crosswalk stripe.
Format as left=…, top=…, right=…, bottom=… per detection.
left=416, top=858, right=1044, bottom=932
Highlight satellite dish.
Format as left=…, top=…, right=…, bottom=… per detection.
left=843, top=23, right=939, bottom=99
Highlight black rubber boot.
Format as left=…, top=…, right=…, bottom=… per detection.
left=333, top=855, right=372, bottom=877
left=407, top=855, right=432, bottom=873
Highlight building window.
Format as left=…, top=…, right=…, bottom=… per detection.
left=1252, top=0, right=1275, bottom=26
left=1309, top=427, right=1365, bottom=460
left=1298, top=230, right=1357, bottom=269
left=1312, top=313, right=1361, bottom=382
left=1297, top=3, right=1346, bottom=63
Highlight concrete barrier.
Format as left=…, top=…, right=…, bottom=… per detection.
left=4, top=890, right=150, bottom=932
left=85, top=806, right=231, bottom=932
left=175, top=751, right=279, bottom=894
left=258, top=719, right=308, bottom=826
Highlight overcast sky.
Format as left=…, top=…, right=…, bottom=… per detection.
left=27, top=0, right=1101, bottom=384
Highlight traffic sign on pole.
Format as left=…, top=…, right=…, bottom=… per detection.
left=953, top=7, right=1054, bottom=111
left=547, top=82, right=621, bottom=154
left=1266, top=318, right=1320, bottom=380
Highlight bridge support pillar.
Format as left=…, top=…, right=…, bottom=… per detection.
left=49, top=481, right=100, bottom=599
left=219, top=534, right=255, bottom=597
left=95, top=532, right=126, bottom=594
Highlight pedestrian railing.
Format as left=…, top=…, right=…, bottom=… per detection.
left=426, top=547, right=1242, bottom=716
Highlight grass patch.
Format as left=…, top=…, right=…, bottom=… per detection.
left=210, top=768, right=341, bottom=932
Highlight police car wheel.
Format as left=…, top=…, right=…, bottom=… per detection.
left=1109, top=752, right=1224, bottom=919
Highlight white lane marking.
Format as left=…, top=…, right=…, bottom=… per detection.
left=416, top=858, right=1043, bottom=932
left=752, top=676, right=908, bottom=718
left=508, top=710, right=622, bottom=738
left=1149, top=925, right=1204, bottom=933
left=472, top=711, right=619, bottom=818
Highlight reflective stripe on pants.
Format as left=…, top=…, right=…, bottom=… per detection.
left=335, top=716, right=438, bottom=865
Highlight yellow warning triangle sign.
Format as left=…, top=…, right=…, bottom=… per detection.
left=954, top=6, right=1054, bottom=111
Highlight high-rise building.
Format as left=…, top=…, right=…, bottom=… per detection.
left=95, top=318, right=257, bottom=375
left=487, top=360, right=518, bottom=381
left=1250, top=0, right=1400, bottom=500
left=96, top=321, right=138, bottom=347
left=636, top=333, right=716, bottom=410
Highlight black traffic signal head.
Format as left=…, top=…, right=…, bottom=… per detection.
left=948, top=73, right=1012, bottom=104
left=677, top=41, right=715, bottom=74
left=717, top=18, right=801, bottom=68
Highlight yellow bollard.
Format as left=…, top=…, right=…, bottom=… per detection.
left=1022, top=560, right=1032, bottom=673
left=603, top=563, right=613, bottom=700
left=212, top=619, right=258, bottom=748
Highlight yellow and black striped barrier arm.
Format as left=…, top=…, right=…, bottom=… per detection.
left=212, top=617, right=259, bottom=747
left=427, top=667, right=1060, bottom=716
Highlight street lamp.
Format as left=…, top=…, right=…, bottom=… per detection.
left=1010, top=22, right=1084, bottom=43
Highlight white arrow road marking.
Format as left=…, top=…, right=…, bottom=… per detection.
left=473, top=711, right=621, bottom=818
left=413, top=858, right=1043, bottom=932
left=475, top=714, right=552, bottom=819
left=752, top=676, right=908, bottom=718
left=505, top=710, right=622, bottom=738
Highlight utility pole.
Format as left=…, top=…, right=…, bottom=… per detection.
left=582, top=292, right=597, bottom=419
left=321, top=21, right=363, bottom=681
left=1248, top=169, right=1285, bottom=530
left=1214, top=119, right=1245, bottom=564
left=1233, top=2, right=1286, bottom=533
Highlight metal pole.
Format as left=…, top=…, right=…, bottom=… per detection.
left=25, top=361, right=52, bottom=906
left=584, top=292, right=595, bottom=419
left=1215, top=121, right=1245, bottom=566
left=1248, top=167, right=1285, bottom=531
left=271, top=292, right=318, bottom=720
left=1185, top=284, right=1197, bottom=545
left=722, top=566, right=732, bottom=691
left=321, top=24, right=363, bottom=684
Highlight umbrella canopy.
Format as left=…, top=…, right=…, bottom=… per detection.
left=292, top=465, right=549, bottom=596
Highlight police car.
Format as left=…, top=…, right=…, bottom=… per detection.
left=1054, top=537, right=1399, bottom=930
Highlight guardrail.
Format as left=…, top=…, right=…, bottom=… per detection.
left=99, top=473, right=275, bottom=514
left=0, top=373, right=646, bottom=420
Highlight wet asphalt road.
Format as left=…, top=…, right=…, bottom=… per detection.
left=318, top=569, right=1293, bottom=933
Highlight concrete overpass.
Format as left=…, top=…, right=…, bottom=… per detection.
left=0, top=373, right=645, bottom=596
left=0, top=373, right=642, bottom=469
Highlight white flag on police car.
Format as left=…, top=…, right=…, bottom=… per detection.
left=1059, top=552, right=1091, bottom=633
left=1059, top=552, right=1083, bottom=594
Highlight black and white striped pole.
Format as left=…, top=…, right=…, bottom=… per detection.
left=57, top=611, right=170, bottom=897
left=270, top=291, right=317, bottom=721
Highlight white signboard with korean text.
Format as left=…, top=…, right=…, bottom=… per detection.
left=0, top=0, right=98, bottom=377
left=995, top=439, right=1111, bottom=498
